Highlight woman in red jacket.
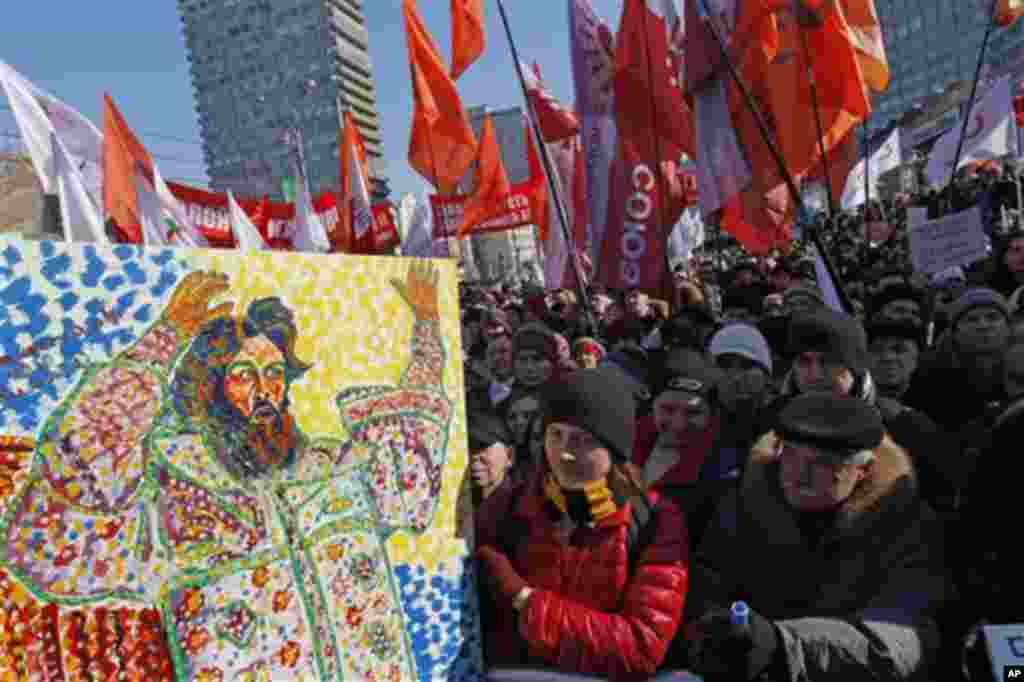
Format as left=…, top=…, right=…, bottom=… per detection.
left=475, top=368, right=689, bottom=681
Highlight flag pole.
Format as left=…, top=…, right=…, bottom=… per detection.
left=946, top=0, right=1000, bottom=204
left=495, top=0, right=597, bottom=333
left=1017, top=124, right=1023, bottom=228
left=693, top=0, right=853, bottom=313
left=797, top=26, right=835, bottom=216
left=863, top=122, right=870, bottom=227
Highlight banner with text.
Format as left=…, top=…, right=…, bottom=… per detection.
left=429, top=180, right=543, bottom=240
left=163, top=181, right=397, bottom=253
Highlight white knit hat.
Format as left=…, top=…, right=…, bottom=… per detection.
left=709, top=323, right=773, bottom=375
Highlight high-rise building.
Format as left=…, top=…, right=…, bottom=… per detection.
left=870, top=1, right=1024, bottom=134
left=178, top=0, right=388, bottom=200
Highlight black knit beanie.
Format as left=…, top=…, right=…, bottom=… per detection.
left=542, top=368, right=637, bottom=464
left=787, top=308, right=869, bottom=375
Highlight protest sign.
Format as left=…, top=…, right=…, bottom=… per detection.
left=909, top=207, right=988, bottom=275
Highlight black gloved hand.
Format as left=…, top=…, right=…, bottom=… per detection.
left=688, top=606, right=781, bottom=681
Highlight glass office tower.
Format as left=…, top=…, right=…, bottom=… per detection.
left=178, top=0, right=388, bottom=199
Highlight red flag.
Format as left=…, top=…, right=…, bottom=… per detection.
left=405, top=0, right=478, bottom=194
left=525, top=120, right=550, bottom=244
left=598, top=0, right=695, bottom=292
left=451, top=0, right=486, bottom=79
left=714, top=0, right=874, bottom=253
left=102, top=94, right=152, bottom=243
left=456, top=115, right=512, bottom=237
left=614, top=0, right=694, bottom=161
left=520, top=62, right=580, bottom=142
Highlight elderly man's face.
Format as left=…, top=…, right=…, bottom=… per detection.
left=224, top=334, right=288, bottom=425
left=779, top=441, right=872, bottom=512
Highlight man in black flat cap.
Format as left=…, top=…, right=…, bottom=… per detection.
left=685, top=392, right=953, bottom=682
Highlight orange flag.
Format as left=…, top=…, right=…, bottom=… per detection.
left=336, top=111, right=374, bottom=253
left=841, top=0, right=889, bottom=93
left=405, top=0, right=478, bottom=194
left=721, top=0, right=875, bottom=245
left=102, top=94, right=152, bottom=243
left=451, top=0, right=485, bottom=80
left=456, top=115, right=511, bottom=238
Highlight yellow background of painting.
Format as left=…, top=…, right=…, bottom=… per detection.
left=190, top=250, right=469, bottom=570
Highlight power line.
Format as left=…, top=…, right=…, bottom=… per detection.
left=0, top=130, right=207, bottom=167
left=0, top=105, right=204, bottom=147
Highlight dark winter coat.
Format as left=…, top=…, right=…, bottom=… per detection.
left=687, top=437, right=954, bottom=681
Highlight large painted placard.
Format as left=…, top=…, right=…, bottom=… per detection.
left=0, top=237, right=479, bottom=681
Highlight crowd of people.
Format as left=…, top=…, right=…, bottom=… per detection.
left=460, top=166, right=1024, bottom=681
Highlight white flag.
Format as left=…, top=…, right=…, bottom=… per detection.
left=135, top=168, right=169, bottom=247
left=52, top=133, right=106, bottom=244
left=841, top=128, right=902, bottom=210
left=228, top=190, right=269, bottom=252
left=669, top=207, right=705, bottom=267
left=1, top=61, right=102, bottom=205
left=289, top=145, right=330, bottom=253
left=1, top=61, right=56, bottom=193
left=926, top=75, right=1016, bottom=187
left=402, top=193, right=434, bottom=258
left=29, top=78, right=102, bottom=207
left=152, top=165, right=208, bottom=248
left=348, top=149, right=375, bottom=240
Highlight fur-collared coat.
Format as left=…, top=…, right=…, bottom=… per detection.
left=687, top=434, right=953, bottom=681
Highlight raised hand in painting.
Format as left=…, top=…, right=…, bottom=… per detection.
left=392, top=262, right=440, bottom=322
left=162, top=271, right=233, bottom=340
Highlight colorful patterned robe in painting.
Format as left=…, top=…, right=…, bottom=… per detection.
left=0, top=271, right=453, bottom=682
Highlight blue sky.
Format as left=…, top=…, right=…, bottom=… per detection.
left=1, top=0, right=622, bottom=201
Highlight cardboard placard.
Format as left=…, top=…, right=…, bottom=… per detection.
left=909, top=207, right=988, bottom=275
